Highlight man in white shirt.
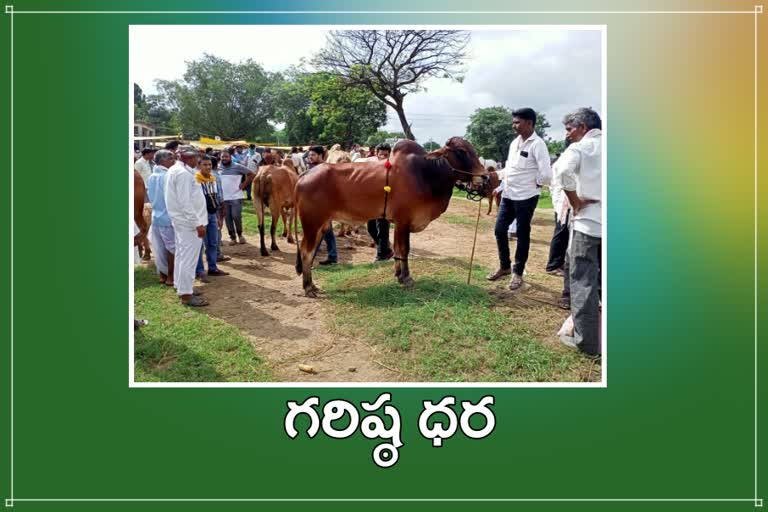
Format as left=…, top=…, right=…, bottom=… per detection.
left=486, top=108, right=552, bottom=290
left=245, top=145, right=262, bottom=171
left=146, top=150, right=176, bottom=286
left=554, top=108, right=602, bottom=357
left=546, top=147, right=571, bottom=276
left=242, top=144, right=261, bottom=200
left=290, top=147, right=306, bottom=172
left=165, top=146, right=209, bottom=307
left=349, top=144, right=362, bottom=162
left=133, top=148, right=156, bottom=184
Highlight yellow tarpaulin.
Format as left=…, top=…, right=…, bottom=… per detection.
left=197, top=137, right=298, bottom=151
left=198, top=137, right=249, bottom=147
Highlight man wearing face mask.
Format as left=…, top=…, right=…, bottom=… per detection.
left=218, top=149, right=256, bottom=245
left=165, top=146, right=209, bottom=307
left=486, top=107, right=552, bottom=291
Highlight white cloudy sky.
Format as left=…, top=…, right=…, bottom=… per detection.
left=130, top=25, right=602, bottom=142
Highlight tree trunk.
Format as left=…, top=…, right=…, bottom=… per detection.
left=393, top=101, right=415, bottom=141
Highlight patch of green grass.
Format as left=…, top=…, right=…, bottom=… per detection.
left=316, top=260, right=591, bottom=382
left=241, top=200, right=303, bottom=236
left=538, top=188, right=553, bottom=209
left=442, top=213, right=494, bottom=230
left=452, top=186, right=553, bottom=209
left=452, top=187, right=471, bottom=199
left=134, top=266, right=272, bottom=382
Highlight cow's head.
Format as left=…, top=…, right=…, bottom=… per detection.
left=428, top=137, right=488, bottom=188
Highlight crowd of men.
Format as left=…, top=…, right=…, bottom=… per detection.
left=132, top=140, right=395, bottom=307
left=134, top=105, right=602, bottom=358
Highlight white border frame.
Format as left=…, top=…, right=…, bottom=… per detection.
left=127, top=23, right=609, bottom=389
left=5, top=6, right=762, bottom=509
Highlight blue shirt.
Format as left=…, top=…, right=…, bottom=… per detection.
left=146, top=165, right=172, bottom=226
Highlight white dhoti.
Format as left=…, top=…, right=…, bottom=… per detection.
left=173, top=228, right=202, bottom=296
left=149, top=224, right=176, bottom=275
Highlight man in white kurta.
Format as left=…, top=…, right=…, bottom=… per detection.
left=165, top=146, right=208, bottom=306
left=553, top=108, right=602, bottom=357
left=133, top=148, right=155, bottom=184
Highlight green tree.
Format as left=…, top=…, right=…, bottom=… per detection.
left=534, top=115, right=550, bottom=139
left=135, top=91, right=180, bottom=135
left=313, top=30, right=470, bottom=140
left=465, top=106, right=514, bottom=162
left=272, top=69, right=318, bottom=145
left=466, top=106, right=554, bottom=161
left=154, top=54, right=278, bottom=140
left=274, top=70, right=386, bottom=147
left=546, top=139, right=566, bottom=156
left=307, top=73, right=387, bottom=148
left=423, top=140, right=440, bottom=151
left=364, top=130, right=406, bottom=148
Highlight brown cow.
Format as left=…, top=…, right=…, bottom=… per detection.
left=133, top=170, right=151, bottom=260
left=253, top=164, right=299, bottom=256
left=485, top=166, right=502, bottom=215
left=282, top=158, right=299, bottom=175
left=294, top=137, right=488, bottom=297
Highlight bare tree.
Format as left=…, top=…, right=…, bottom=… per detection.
left=313, top=30, right=470, bottom=141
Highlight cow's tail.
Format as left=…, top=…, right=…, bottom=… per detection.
left=294, top=200, right=302, bottom=275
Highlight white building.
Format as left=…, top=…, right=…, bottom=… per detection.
left=134, top=122, right=156, bottom=150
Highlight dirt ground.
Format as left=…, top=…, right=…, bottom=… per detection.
left=193, top=197, right=574, bottom=382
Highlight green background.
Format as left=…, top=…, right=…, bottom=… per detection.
left=0, top=0, right=766, bottom=510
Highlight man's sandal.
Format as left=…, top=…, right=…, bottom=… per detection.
left=183, top=296, right=209, bottom=307
left=486, top=268, right=511, bottom=281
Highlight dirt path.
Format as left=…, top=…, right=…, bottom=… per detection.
left=198, top=197, right=565, bottom=382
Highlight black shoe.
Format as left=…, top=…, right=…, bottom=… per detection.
left=319, top=259, right=337, bottom=266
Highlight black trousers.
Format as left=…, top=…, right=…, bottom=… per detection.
left=494, top=195, right=539, bottom=275
left=367, top=218, right=391, bottom=258
left=546, top=211, right=570, bottom=272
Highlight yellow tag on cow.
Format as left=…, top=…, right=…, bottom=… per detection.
left=384, top=185, right=392, bottom=193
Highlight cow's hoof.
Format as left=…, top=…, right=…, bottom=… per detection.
left=399, top=276, right=414, bottom=288
left=271, top=244, right=280, bottom=251
left=260, top=249, right=270, bottom=257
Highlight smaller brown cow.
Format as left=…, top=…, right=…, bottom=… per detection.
left=485, top=166, right=502, bottom=215
left=282, top=159, right=299, bottom=175
left=253, top=164, right=299, bottom=256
